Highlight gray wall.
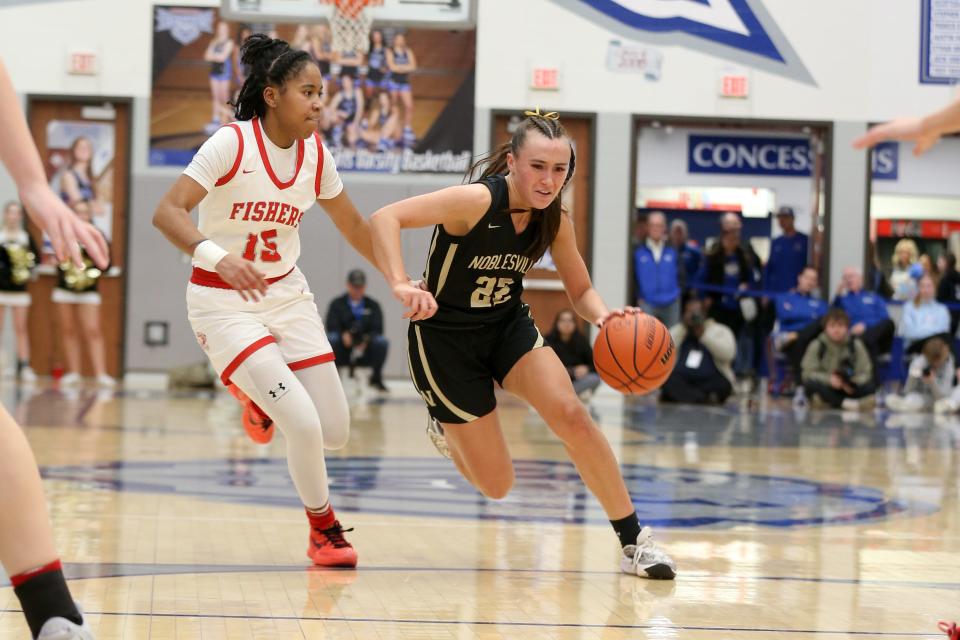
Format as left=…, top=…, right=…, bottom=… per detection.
left=828, top=121, right=870, bottom=293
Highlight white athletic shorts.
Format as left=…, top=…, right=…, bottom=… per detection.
left=0, top=291, right=30, bottom=307
left=186, top=266, right=334, bottom=385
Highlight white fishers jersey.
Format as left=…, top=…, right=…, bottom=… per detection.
left=184, top=117, right=343, bottom=279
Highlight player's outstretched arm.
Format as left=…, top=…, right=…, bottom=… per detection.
left=853, top=97, right=960, bottom=155
left=319, top=190, right=377, bottom=266
left=0, top=59, right=109, bottom=268
left=153, top=174, right=268, bottom=302
left=370, top=184, right=488, bottom=321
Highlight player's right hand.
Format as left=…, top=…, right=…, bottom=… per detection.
left=852, top=117, right=941, bottom=156
left=392, top=282, right=437, bottom=321
left=215, top=254, right=268, bottom=302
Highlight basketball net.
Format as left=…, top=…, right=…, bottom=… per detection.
left=324, top=0, right=381, bottom=53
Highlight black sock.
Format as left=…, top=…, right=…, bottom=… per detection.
left=610, top=512, right=642, bottom=548
left=12, top=563, right=82, bottom=639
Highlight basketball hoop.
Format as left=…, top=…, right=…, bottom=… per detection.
left=321, top=0, right=382, bottom=54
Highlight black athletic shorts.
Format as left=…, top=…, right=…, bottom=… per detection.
left=407, top=304, right=545, bottom=424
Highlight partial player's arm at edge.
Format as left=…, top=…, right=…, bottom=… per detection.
left=853, top=97, right=960, bottom=155
left=551, top=215, right=609, bottom=327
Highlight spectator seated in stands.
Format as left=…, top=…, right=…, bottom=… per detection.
left=886, top=336, right=954, bottom=413
left=901, top=273, right=951, bottom=353
left=325, top=269, right=389, bottom=392
left=774, top=266, right=828, bottom=384
left=801, top=308, right=876, bottom=411
left=545, top=309, right=602, bottom=402
left=936, top=252, right=960, bottom=336
left=660, top=298, right=736, bottom=405
left=833, top=266, right=895, bottom=367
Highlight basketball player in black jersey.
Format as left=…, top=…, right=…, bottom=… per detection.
left=370, top=109, right=676, bottom=579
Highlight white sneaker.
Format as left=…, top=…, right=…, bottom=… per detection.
left=620, top=526, right=676, bottom=580
left=37, top=612, right=93, bottom=640
left=59, top=372, right=81, bottom=387
left=934, top=398, right=959, bottom=414
left=840, top=398, right=861, bottom=412
left=426, top=418, right=451, bottom=459
left=19, top=366, right=37, bottom=383
left=791, top=386, right=808, bottom=410
left=95, top=374, right=116, bottom=388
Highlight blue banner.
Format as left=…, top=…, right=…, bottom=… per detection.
left=688, top=134, right=813, bottom=176
left=871, top=142, right=899, bottom=181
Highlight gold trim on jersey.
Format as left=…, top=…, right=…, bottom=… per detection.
left=424, top=226, right=439, bottom=284
left=435, top=243, right=458, bottom=298
left=414, top=325, right=478, bottom=422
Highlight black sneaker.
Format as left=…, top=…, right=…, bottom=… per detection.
left=370, top=379, right=389, bottom=393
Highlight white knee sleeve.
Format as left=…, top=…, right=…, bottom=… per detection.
left=294, top=362, right=351, bottom=450
left=230, top=345, right=330, bottom=508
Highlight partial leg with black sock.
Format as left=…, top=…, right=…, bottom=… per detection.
left=0, top=405, right=90, bottom=639
left=12, top=560, right=91, bottom=639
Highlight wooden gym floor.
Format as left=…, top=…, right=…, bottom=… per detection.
left=0, top=380, right=957, bottom=639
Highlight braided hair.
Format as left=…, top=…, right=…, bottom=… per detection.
left=232, top=34, right=315, bottom=121
left=467, top=110, right=576, bottom=263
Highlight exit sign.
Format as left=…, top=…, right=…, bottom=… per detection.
left=68, top=51, right=98, bottom=76
left=531, top=67, right=560, bottom=90
left=719, top=74, right=749, bottom=98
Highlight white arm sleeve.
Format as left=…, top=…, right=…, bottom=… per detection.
left=183, top=126, right=240, bottom=192
left=317, top=144, right=344, bottom=200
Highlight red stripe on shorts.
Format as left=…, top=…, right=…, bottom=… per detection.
left=220, top=336, right=277, bottom=385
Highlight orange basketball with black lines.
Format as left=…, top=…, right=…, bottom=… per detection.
left=593, top=312, right=676, bottom=394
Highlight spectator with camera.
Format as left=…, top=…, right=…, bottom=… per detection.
left=660, top=298, right=736, bottom=404
left=800, top=308, right=876, bottom=410
left=886, top=336, right=954, bottom=412
left=326, top=269, right=389, bottom=392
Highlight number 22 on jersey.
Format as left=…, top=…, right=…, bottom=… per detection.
left=242, top=229, right=281, bottom=262
left=471, top=276, right=513, bottom=308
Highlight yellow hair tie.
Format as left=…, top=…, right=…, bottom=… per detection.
left=524, top=107, right=560, bottom=121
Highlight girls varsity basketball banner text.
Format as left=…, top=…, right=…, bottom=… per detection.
left=149, top=6, right=475, bottom=173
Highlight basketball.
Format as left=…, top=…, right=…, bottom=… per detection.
left=593, top=312, right=676, bottom=394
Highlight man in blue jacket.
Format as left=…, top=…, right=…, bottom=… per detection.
left=670, top=219, right=702, bottom=297
left=775, top=266, right=828, bottom=380
left=764, top=206, right=808, bottom=294
left=634, top=211, right=682, bottom=327
left=833, top=266, right=896, bottom=372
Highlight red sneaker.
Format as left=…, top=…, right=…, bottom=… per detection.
left=307, top=520, right=358, bottom=567
left=940, top=621, right=959, bottom=640
left=226, top=383, right=274, bottom=444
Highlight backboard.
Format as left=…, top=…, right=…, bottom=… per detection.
left=220, top=0, right=475, bottom=29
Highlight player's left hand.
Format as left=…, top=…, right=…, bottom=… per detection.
left=597, top=306, right=642, bottom=328
left=19, top=183, right=109, bottom=268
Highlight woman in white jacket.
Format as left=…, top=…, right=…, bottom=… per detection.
left=662, top=298, right=737, bottom=404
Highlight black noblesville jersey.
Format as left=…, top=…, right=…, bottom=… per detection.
left=419, top=174, right=540, bottom=326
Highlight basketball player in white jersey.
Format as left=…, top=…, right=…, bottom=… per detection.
left=153, top=34, right=378, bottom=567
left=0, top=57, right=104, bottom=640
